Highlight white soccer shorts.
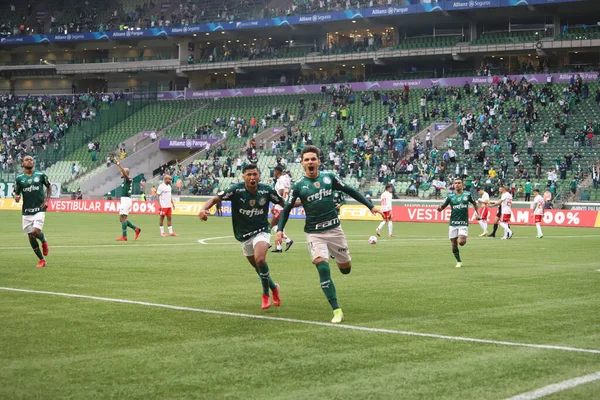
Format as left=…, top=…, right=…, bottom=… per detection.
left=120, top=197, right=133, bottom=215
left=241, top=231, right=271, bottom=257
left=449, top=226, right=468, bottom=239
left=22, top=212, right=45, bottom=234
left=306, top=226, right=351, bottom=264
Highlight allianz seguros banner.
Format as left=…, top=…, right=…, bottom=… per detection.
left=0, top=180, right=60, bottom=199
left=0, top=0, right=584, bottom=45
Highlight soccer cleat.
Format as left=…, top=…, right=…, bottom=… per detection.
left=455, top=262, right=463, bottom=268
left=169, top=233, right=180, bottom=237
left=272, top=284, right=281, bottom=307
left=116, top=236, right=127, bottom=241
left=375, top=229, right=381, bottom=237
left=487, top=234, right=496, bottom=238
left=478, top=232, right=488, bottom=237
left=271, top=248, right=282, bottom=253
left=331, top=308, right=344, bottom=324
left=508, top=232, right=514, bottom=240
left=261, top=294, right=271, bottom=310
left=501, top=236, right=507, bottom=240
left=41, top=241, right=49, bottom=256
left=134, top=228, right=142, bottom=240
left=537, top=235, right=543, bottom=239
left=389, top=234, right=395, bottom=237
left=36, top=260, right=46, bottom=268
left=160, top=233, right=166, bottom=237
left=285, top=240, right=294, bottom=251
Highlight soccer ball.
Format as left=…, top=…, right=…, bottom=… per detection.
left=368, top=236, right=377, bottom=244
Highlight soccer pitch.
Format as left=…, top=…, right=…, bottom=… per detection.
left=1, top=211, right=599, bottom=399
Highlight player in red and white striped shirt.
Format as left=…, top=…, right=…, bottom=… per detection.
left=376, top=184, right=395, bottom=237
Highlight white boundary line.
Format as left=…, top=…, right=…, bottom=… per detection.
left=0, top=234, right=597, bottom=250
left=505, top=371, right=600, bottom=400
left=1, top=287, right=600, bottom=355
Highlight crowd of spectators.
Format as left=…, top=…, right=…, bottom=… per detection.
left=0, top=93, right=118, bottom=175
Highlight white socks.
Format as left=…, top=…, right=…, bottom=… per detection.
left=499, top=222, right=512, bottom=237
left=388, top=222, right=393, bottom=236
left=377, top=221, right=386, bottom=231
left=168, top=226, right=173, bottom=234
left=160, top=226, right=164, bottom=234
left=478, top=220, right=488, bottom=232
left=536, top=223, right=543, bottom=236
left=377, top=221, right=393, bottom=236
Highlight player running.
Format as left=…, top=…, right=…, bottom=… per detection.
left=275, top=145, right=381, bottom=324
left=476, top=187, right=490, bottom=236
left=13, top=155, right=52, bottom=268
left=375, top=184, right=395, bottom=237
left=115, top=159, right=141, bottom=241
left=270, top=166, right=294, bottom=252
left=489, top=185, right=514, bottom=240
left=199, top=164, right=285, bottom=310
left=157, top=174, right=179, bottom=237
left=531, top=188, right=545, bottom=238
left=437, top=177, right=481, bottom=268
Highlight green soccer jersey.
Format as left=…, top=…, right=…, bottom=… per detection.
left=121, top=176, right=132, bottom=198
left=284, top=172, right=374, bottom=233
left=332, top=191, right=346, bottom=215
left=441, top=191, right=474, bottom=227
left=14, top=171, right=50, bottom=216
left=218, top=182, right=283, bottom=242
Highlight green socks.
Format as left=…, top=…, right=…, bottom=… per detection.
left=257, top=263, right=277, bottom=295
left=29, top=237, right=44, bottom=260
left=452, top=248, right=462, bottom=262
left=38, top=231, right=47, bottom=243
left=316, top=261, right=339, bottom=310
left=121, top=221, right=137, bottom=236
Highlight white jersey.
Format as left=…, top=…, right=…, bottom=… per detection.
left=380, top=191, right=393, bottom=212
left=477, top=191, right=489, bottom=206
left=275, top=174, right=291, bottom=200
left=501, top=192, right=513, bottom=214
left=157, top=183, right=173, bottom=208
left=532, top=194, right=545, bottom=215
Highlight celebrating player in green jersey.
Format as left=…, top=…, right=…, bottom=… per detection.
left=13, top=155, right=52, bottom=268
left=275, top=145, right=381, bottom=324
left=199, top=164, right=286, bottom=310
left=437, top=177, right=481, bottom=268
left=115, top=159, right=141, bottom=241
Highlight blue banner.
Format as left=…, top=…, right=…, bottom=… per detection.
left=0, top=0, right=585, bottom=46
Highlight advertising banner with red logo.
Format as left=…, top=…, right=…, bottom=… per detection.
left=389, top=206, right=600, bottom=228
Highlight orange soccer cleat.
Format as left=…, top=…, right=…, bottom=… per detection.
left=115, top=236, right=127, bottom=241
left=134, top=228, right=142, bottom=240
left=169, top=233, right=179, bottom=237
left=42, top=241, right=49, bottom=256
left=261, top=294, right=271, bottom=310
left=271, top=284, right=281, bottom=307
left=36, top=260, right=47, bottom=268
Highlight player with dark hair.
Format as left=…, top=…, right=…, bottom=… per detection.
left=275, top=145, right=381, bottom=323
left=199, top=164, right=285, bottom=309
left=531, top=188, right=545, bottom=238
left=13, top=155, right=52, bottom=268
left=489, top=185, right=514, bottom=240
left=375, top=184, right=394, bottom=237
left=115, top=159, right=141, bottom=241
left=437, top=177, right=481, bottom=268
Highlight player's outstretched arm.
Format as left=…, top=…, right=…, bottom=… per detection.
left=114, top=159, right=129, bottom=178
left=437, top=197, right=450, bottom=212
left=199, top=196, right=221, bottom=221
left=333, top=176, right=375, bottom=211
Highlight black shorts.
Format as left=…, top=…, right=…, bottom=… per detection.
left=496, top=206, right=502, bottom=218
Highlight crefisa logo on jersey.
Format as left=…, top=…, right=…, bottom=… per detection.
left=323, top=176, right=331, bottom=184
left=314, top=182, right=320, bottom=189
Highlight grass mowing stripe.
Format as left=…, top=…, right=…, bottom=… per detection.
left=505, top=371, right=600, bottom=400
left=2, top=286, right=600, bottom=356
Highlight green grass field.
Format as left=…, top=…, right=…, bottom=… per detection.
left=1, top=211, right=600, bottom=399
